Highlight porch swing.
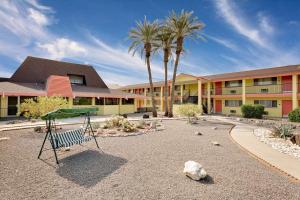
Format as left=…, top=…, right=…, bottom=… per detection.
left=38, top=108, right=99, bottom=164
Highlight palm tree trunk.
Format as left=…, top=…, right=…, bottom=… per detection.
left=163, top=50, right=169, bottom=116
left=146, top=56, right=157, bottom=117
left=168, top=38, right=183, bottom=117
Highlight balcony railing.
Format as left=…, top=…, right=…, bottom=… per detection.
left=246, top=83, right=292, bottom=94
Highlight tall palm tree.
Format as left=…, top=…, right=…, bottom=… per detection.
left=166, top=10, right=204, bottom=117
left=154, top=25, right=175, bottom=116
left=128, top=17, right=160, bottom=117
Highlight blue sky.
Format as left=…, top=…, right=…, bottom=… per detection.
left=0, top=0, right=300, bottom=85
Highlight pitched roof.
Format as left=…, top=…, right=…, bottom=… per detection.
left=10, top=56, right=108, bottom=88
left=202, top=65, right=300, bottom=81
left=0, top=82, right=46, bottom=96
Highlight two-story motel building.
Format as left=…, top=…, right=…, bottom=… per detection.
left=122, top=65, right=300, bottom=118
left=0, top=56, right=145, bottom=118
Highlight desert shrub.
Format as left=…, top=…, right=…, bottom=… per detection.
left=272, top=124, right=293, bottom=139
left=175, top=104, right=201, bottom=123
left=143, top=114, right=149, bottom=119
left=288, top=108, right=300, bottom=122
left=121, top=120, right=137, bottom=132
left=241, top=104, right=265, bottom=119
left=103, top=115, right=136, bottom=132
left=19, top=96, right=68, bottom=119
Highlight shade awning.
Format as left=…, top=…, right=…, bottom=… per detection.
left=41, top=108, right=98, bottom=120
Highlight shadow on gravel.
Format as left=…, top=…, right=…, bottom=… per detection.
left=199, top=175, right=214, bottom=184
left=56, top=150, right=127, bottom=188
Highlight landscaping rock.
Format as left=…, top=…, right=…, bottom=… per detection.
left=183, top=161, right=207, bottom=181
left=290, top=134, right=300, bottom=145
left=236, top=118, right=242, bottom=122
left=143, top=114, right=149, bottom=119
left=195, top=131, right=202, bottom=135
left=64, top=147, right=70, bottom=151
left=212, top=127, right=217, bottom=130
left=0, top=137, right=10, bottom=141
left=150, top=121, right=157, bottom=129
left=212, top=141, right=220, bottom=146
left=107, top=130, right=117, bottom=135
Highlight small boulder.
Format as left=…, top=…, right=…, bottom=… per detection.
left=143, top=114, right=149, bottom=119
left=64, top=147, right=71, bottom=151
left=195, top=131, right=202, bottom=135
left=183, top=161, right=207, bottom=181
left=212, top=141, right=220, bottom=146
left=150, top=121, right=157, bottom=129
left=212, top=127, right=217, bottom=130
left=107, top=130, right=117, bottom=135
left=236, top=118, right=242, bottom=122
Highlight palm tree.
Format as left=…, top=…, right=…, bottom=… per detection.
left=166, top=10, right=204, bottom=117
left=128, top=17, right=160, bottom=117
left=154, top=25, right=175, bottom=116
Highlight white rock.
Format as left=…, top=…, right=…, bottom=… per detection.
left=236, top=118, right=242, bottom=121
left=212, top=141, right=220, bottom=146
left=0, top=137, right=10, bottom=141
left=212, top=127, right=217, bottom=130
left=64, top=147, right=70, bottom=151
left=183, top=161, right=207, bottom=180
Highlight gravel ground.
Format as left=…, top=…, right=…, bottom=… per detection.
left=1, top=120, right=300, bottom=200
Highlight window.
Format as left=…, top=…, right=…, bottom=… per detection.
left=254, top=77, right=277, bottom=86
left=95, top=97, right=104, bottom=105
left=105, top=98, right=119, bottom=105
left=254, top=100, right=277, bottom=108
left=225, top=100, right=242, bottom=107
left=122, top=98, right=134, bottom=105
left=68, top=74, right=86, bottom=85
left=73, top=97, right=92, bottom=105
left=175, top=85, right=181, bottom=91
left=225, top=80, right=242, bottom=87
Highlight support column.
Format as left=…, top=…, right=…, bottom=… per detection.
left=0, top=95, right=7, bottom=117
left=198, top=80, right=203, bottom=114
left=292, top=74, right=298, bottom=110
left=180, top=85, right=184, bottom=104
left=160, top=86, right=163, bottom=111
left=207, top=82, right=211, bottom=114
left=92, top=97, right=95, bottom=106
left=144, top=88, right=147, bottom=107
left=17, top=96, right=20, bottom=116
left=68, top=97, right=73, bottom=108
left=242, top=79, right=246, bottom=105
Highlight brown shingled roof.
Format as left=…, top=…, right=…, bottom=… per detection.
left=202, top=65, right=300, bottom=81
left=0, top=82, right=45, bottom=96
left=10, top=56, right=108, bottom=88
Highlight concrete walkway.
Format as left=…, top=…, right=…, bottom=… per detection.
left=211, top=116, right=300, bottom=181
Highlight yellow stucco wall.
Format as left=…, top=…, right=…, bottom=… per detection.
left=103, top=105, right=120, bottom=115
left=120, top=105, right=135, bottom=114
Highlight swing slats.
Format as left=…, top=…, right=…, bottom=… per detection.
left=50, top=128, right=92, bottom=149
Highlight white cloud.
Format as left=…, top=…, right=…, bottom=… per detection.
left=258, top=13, right=273, bottom=34
left=37, top=38, right=87, bottom=59
left=28, top=8, right=50, bottom=26
left=206, top=35, right=238, bottom=51
left=26, top=0, right=52, bottom=11
left=215, top=0, right=269, bottom=49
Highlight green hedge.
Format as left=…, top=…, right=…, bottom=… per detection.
left=288, top=108, right=300, bottom=122
left=241, top=104, right=265, bottom=119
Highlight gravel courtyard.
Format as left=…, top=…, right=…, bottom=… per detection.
left=1, top=119, right=300, bottom=200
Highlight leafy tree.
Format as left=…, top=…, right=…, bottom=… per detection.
left=166, top=10, right=204, bottom=117
left=128, top=17, right=160, bottom=117
left=19, top=96, right=68, bottom=119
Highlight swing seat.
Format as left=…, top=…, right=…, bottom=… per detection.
left=50, top=128, right=93, bottom=149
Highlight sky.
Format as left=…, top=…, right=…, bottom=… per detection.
left=0, top=0, right=300, bottom=86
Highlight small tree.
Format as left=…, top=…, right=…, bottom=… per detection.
left=241, top=104, right=265, bottom=119
left=288, top=108, right=300, bottom=122
left=176, top=104, right=200, bottom=123
left=19, top=96, right=68, bottom=119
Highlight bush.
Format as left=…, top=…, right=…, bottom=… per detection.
left=272, top=124, right=293, bottom=139
left=241, top=104, right=265, bottom=119
left=19, top=96, right=68, bottom=119
left=288, top=108, right=300, bottom=122
left=121, top=120, right=137, bottom=132
left=103, top=115, right=137, bottom=132
left=143, top=114, right=149, bottom=119
left=175, top=104, right=201, bottom=123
